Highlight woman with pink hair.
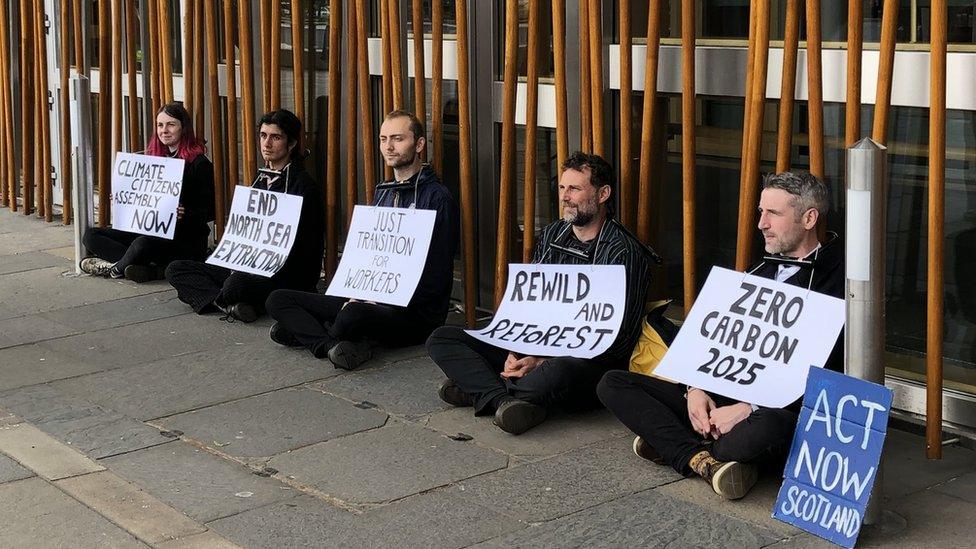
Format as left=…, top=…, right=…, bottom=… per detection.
left=80, top=103, right=215, bottom=282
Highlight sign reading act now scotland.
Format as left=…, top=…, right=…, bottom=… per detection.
left=773, top=368, right=892, bottom=548
left=206, top=186, right=303, bottom=278
left=467, top=264, right=625, bottom=359
left=326, top=205, right=437, bottom=306
left=653, top=266, right=845, bottom=408
left=111, top=152, right=185, bottom=240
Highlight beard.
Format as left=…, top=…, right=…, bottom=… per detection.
left=563, top=198, right=599, bottom=227
left=386, top=150, right=417, bottom=170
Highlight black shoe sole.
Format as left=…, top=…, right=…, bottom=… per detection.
left=493, top=400, right=547, bottom=435
left=328, top=341, right=372, bottom=370
left=438, top=380, right=475, bottom=407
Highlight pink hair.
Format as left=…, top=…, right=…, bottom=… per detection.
left=144, top=103, right=208, bottom=162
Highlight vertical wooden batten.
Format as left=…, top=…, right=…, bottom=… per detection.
left=775, top=0, right=799, bottom=172
left=204, top=0, right=226, bottom=236
left=872, top=0, right=898, bottom=144
left=224, top=0, right=239, bottom=188
left=522, top=0, right=540, bottom=262
left=680, top=0, right=696, bottom=312
left=411, top=0, right=426, bottom=159
left=495, top=0, right=518, bottom=306
left=805, top=0, right=824, bottom=178
left=618, top=0, right=633, bottom=229
left=845, top=0, right=863, bottom=146
left=455, top=0, right=476, bottom=327
left=239, top=0, right=258, bottom=183
left=637, top=0, right=661, bottom=246
left=355, top=0, right=377, bottom=203
left=587, top=0, right=604, bottom=157
left=97, top=0, right=112, bottom=224
left=551, top=0, right=568, bottom=173
left=325, top=0, right=341, bottom=276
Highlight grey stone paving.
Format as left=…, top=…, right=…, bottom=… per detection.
left=0, top=314, right=79, bottom=348
left=312, top=356, right=452, bottom=418
left=0, top=342, right=105, bottom=391
left=0, top=454, right=32, bottom=484
left=0, top=250, right=70, bottom=276
left=39, top=290, right=188, bottom=333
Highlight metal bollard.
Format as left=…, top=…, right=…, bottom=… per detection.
left=845, top=137, right=887, bottom=525
left=71, top=76, right=94, bottom=273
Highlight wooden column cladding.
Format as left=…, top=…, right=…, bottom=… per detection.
left=618, top=0, right=633, bottom=229
left=734, top=0, right=770, bottom=271
left=193, top=0, right=205, bottom=132
left=291, top=0, right=305, bottom=125
left=112, top=0, right=123, bottom=156
left=1, top=0, right=14, bottom=210
left=522, top=0, right=540, bottom=262
left=239, top=0, right=258, bottom=184
left=455, top=0, right=476, bottom=327
left=19, top=0, right=34, bottom=215
left=58, top=0, right=72, bottom=221
left=146, top=0, right=161, bottom=114
left=388, top=0, right=404, bottom=110
left=270, top=0, right=282, bottom=109
left=325, top=0, right=341, bottom=276
left=344, top=0, right=358, bottom=222
left=260, top=0, right=272, bottom=111
left=776, top=0, right=799, bottom=172
left=872, top=0, right=898, bottom=144
left=126, top=0, right=141, bottom=150
left=72, top=0, right=84, bottom=74
left=411, top=0, right=426, bottom=160
left=805, top=0, right=824, bottom=178
left=680, top=0, right=696, bottom=312
left=551, top=0, right=568, bottom=173
left=204, top=0, right=226, bottom=236
left=380, top=0, right=393, bottom=115
left=158, top=0, right=174, bottom=102
left=845, top=0, right=863, bottom=146
left=927, top=0, right=947, bottom=461
left=495, top=0, right=518, bottom=306
left=430, top=0, right=443, bottom=172
left=355, top=0, right=377, bottom=203
left=637, top=0, right=661, bottom=246
left=35, top=0, right=53, bottom=221
left=578, top=0, right=591, bottom=153
left=224, top=0, right=239, bottom=187
left=97, top=0, right=112, bottom=225
left=183, top=0, right=194, bottom=114
left=587, top=0, right=604, bottom=157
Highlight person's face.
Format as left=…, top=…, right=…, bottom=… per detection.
left=558, top=168, right=608, bottom=227
left=156, top=111, right=183, bottom=148
left=378, top=116, right=423, bottom=169
left=259, top=123, right=292, bottom=165
left=757, top=188, right=816, bottom=255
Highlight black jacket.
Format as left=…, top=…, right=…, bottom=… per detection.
left=173, top=154, right=215, bottom=244
left=372, top=165, right=459, bottom=327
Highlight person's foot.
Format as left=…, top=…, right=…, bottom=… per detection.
left=633, top=436, right=666, bottom=465
left=79, top=257, right=115, bottom=277
left=123, top=264, right=156, bottom=283
left=688, top=450, right=758, bottom=500
left=327, top=340, right=374, bottom=370
left=218, top=303, right=259, bottom=323
left=438, top=379, right=475, bottom=407
left=269, top=322, right=302, bottom=347
left=493, top=398, right=547, bottom=435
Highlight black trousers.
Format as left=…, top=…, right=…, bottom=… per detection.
left=426, top=326, right=612, bottom=414
left=165, top=260, right=286, bottom=314
left=597, top=370, right=797, bottom=475
left=265, top=290, right=438, bottom=358
left=83, top=227, right=205, bottom=272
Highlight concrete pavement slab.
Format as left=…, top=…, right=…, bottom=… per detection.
left=157, top=387, right=388, bottom=459
left=0, top=421, right=104, bottom=480
left=454, top=438, right=682, bottom=523
left=39, top=290, right=188, bottom=332
left=0, top=224, right=72, bottom=253
left=155, top=531, right=242, bottom=549
left=882, top=430, right=976, bottom=498
left=470, top=488, right=782, bottom=548
left=0, top=453, right=32, bottom=484
left=0, top=477, right=146, bottom=548
left=103, top=442, right=300, bottom=523
left=0, top=314, right=79, bottom=349
left=933, top=469, right=976, bottom=504
left=312, top=357, right=451, bottom=418
left=268, top=421, right=508, bottom=504
left=0, top=267, right=163, bottom=318
left=0, top=250, right=70, bottom=275
left=0, top=342, right=104, bottom=391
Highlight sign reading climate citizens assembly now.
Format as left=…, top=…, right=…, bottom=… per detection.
left=326, top=205, right=436, bottom=306
left=111, top=152, right=185, bottom=240
left=653, top=266, right=845, bottom=408
left=467, top=264, right=626, bottom=359
left=206, top=186, right=303, bottom=277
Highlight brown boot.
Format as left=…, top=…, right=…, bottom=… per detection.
left=688, top=450, right=758, bottom=500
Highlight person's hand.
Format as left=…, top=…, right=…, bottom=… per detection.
left=686, top=388, right=717, bottom=438
left=176, top=205, right=185, bottom=220
left=501, top=354, right=546, bottom=379
left=709, top=402, right=753, bottom=436
left=342, top=299, right=358, bottom=309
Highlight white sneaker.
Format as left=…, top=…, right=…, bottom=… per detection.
left=79, top=257, right=116, bottom=277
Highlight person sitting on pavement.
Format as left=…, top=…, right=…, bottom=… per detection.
left=426, top=151, right=658, bottom=435
left=80, top=103, right=215, bottom=283
left=265, top=110, right=459, bottom=370
left=597, top=171, right=844, bottom=500
left=165, top=109, right=324, bottom=323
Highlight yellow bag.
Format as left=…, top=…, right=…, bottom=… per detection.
left=629, top=299, right=679, bottom=380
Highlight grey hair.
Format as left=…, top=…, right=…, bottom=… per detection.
left=761, top=171, right=829, bottom=218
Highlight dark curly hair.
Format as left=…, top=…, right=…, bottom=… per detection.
left=258, top=109, right=304, bottom=164
left=561, top=151, right=614, bottom=190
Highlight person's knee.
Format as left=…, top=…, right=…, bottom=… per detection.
left=264, top=289, right=293, bottom=317
left=164, top=260, right=191, bottom=282
left=596, top=370, right=628, bottom=407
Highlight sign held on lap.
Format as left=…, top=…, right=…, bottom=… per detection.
left=111, top=152, right=185, bottom=240
left=773, top=368, right=892, bottom=548
left=206, top=186, right=303, bottom=277
left=653, top=266, right=845, bottom=408
left=467, top=264, right=626, bottom=359
left=325, top=205, right=437, bottom=306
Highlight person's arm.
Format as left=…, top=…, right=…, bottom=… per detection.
left=178, top=157, right=215, bottom=226
left=500, top=353, right=546, bottom=379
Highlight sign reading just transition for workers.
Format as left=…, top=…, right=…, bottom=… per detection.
left=325, top=205, right=437, bottom=306
left=653, top=266, right=845, bottom=408
left=773, top=367, right=892, bottom=548
left=111, top=152, right=185, bottom=240
left=205, top=186, right=303, bottom=278
left=467, top=264, right=626, bottom=359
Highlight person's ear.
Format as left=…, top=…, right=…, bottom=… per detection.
left=416, top=136, right=426, bottom=154
left=802, top=208, right=819, bottom=230
left=598, top=184, right=611, bottom=204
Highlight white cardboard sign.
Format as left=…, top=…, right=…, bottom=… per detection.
left=466, top=263, right=626, bottom=359
left=110, top=152, right=185, bottom=240
left=325, top=205, right=437, bottom=306
left=205, top=186, right=303, bottom=278
left=653, top=266, right=845, bottom=408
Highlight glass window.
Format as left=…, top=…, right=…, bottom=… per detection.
left=405, top=0, right=459, bottom=35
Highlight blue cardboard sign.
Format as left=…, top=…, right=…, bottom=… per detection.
left=773, top=368, right=893, bottom=548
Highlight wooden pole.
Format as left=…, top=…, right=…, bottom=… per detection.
left=578, top=0, right=591, bottom=153
left=355, top=0, right=377, bottom=202
left=59, top=0, right=73, bottom=221
left=112, top=0, right=124, bottom=155
left=183, top=0, right=194, bottom=114
left=551, top=0, right=568, bottom=173
left=872, top=0, right=898, bottom=144
left=325, top=0, right=341, bottom=276
left=775, top=0, right=799, bottom=172
left=193, top=0, right=205, bottom=132
left=926, top=0, right=947, bottom=461
left=126, top=0, right=140, bottom=150
left=19, top=0, right=34, bottom=215
left=344, top=0, right=358, bottom=221
left=72, top=0, right=83, bottom=74
left=587, top=0, right=604, bottom=157
left=35, top=0, right=53, bottom=221
left=637, top=0, right=661, bottom=245
left=291, top=0, right=305, bottom=125
left=224, top=0, right=239, bottom=187
left=456, top=0, right=476, bottom=327
left=146, top=0, right=161, bottom=114
left=159, top=0, right=174, bottom=102
left=495, top=0, right=518, bottom=305
left=238, top=0, right=257, bottom=184
left=845, top=0, right=863, bottom=146
left=1, top=0, right=15, bottom=211
left=270, top=0, right=281, bottom=109
left=618, top=0, right=633, bottom=228
left=97, top=0, right=112, bottom=225
left=680, top=0, right=696, bottom=312
left=204, top=0, right=226, bottom=236
left=522, top=0, right=539, bottom=262
left=734, top=5, right=758, bottom=269
left=411, top=0, right=426, bottom=158
left=805, top=0, right=824, bottom=178
left=380, top=0, right=393, bottom=115
left=430, top=0, right=443, bottom=172
left=260, top=0, right=271, bottom=112
left=388, top=0, right=404, bottom=109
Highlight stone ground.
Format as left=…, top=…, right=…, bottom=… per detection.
left=1, top=207, right=975, bottom=548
